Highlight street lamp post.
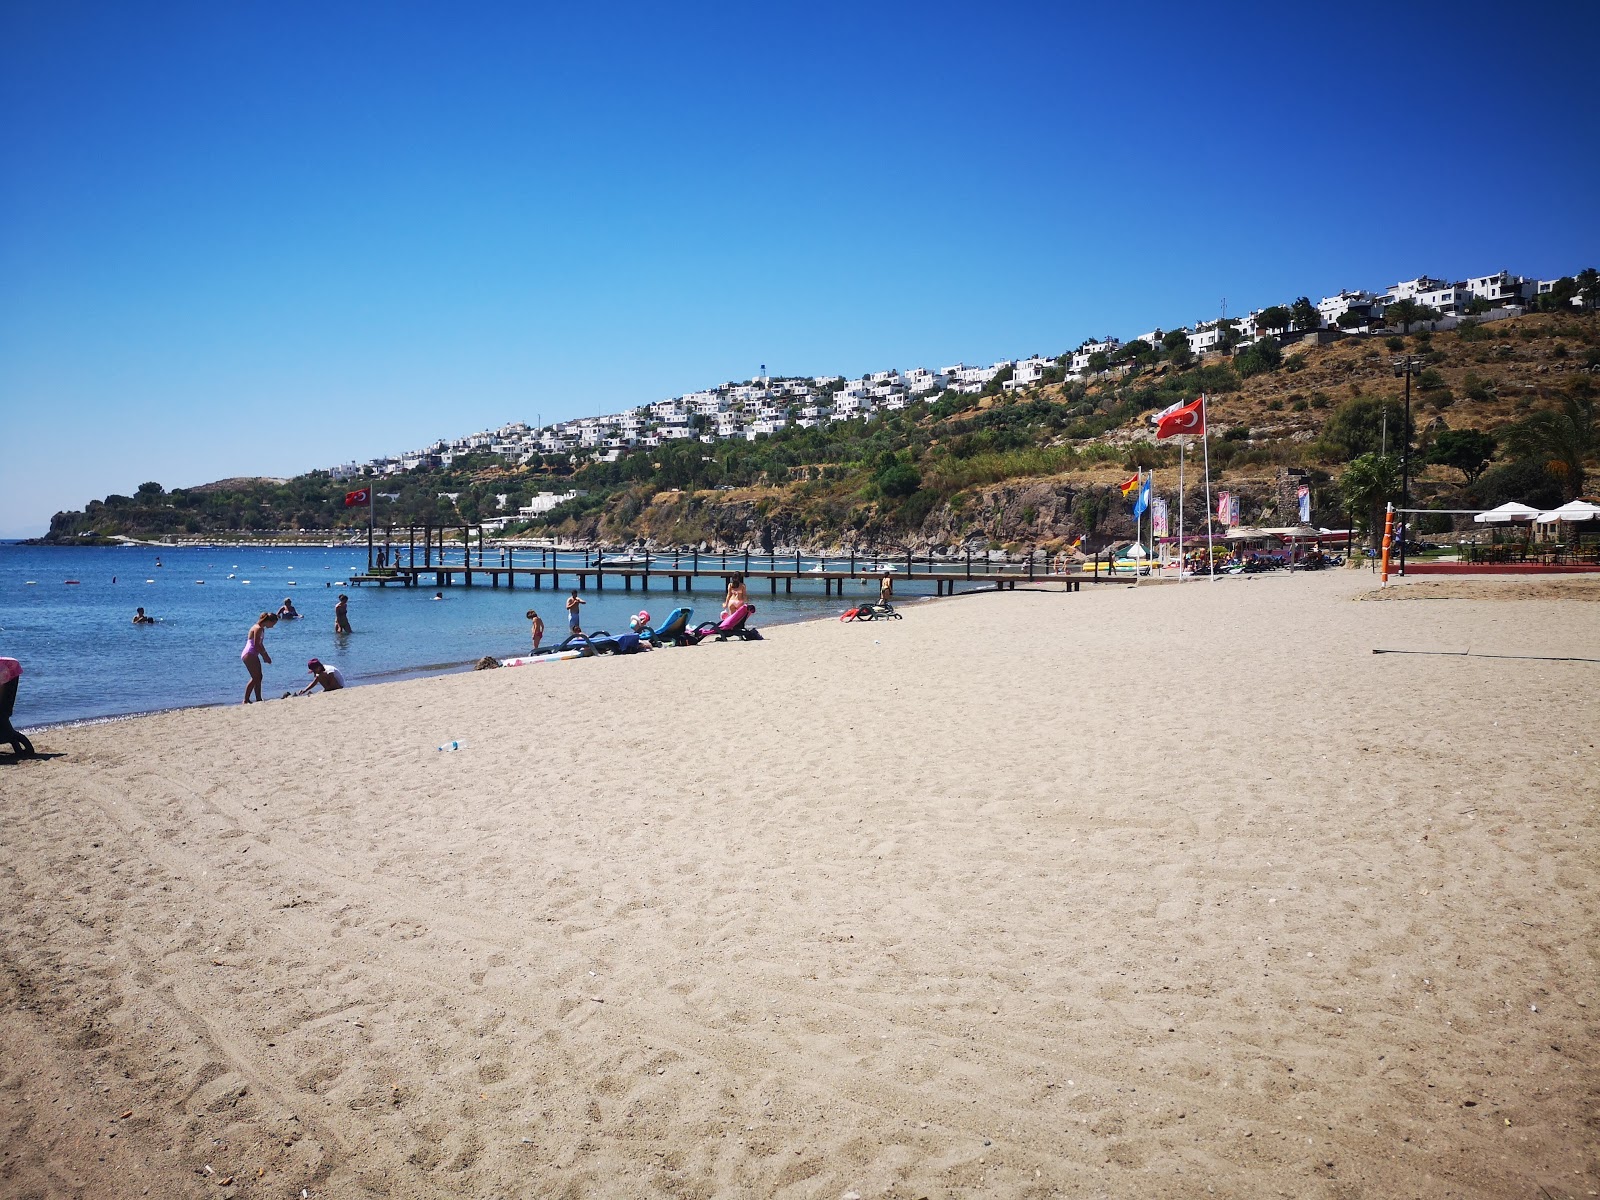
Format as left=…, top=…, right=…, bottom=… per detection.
left=1391, top=354, right=1425, bottom=575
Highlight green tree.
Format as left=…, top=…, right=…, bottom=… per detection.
left=1256, top=305, right=1292, bottom=334
left=1468, top=458, right=1565, bottom=511
left=1319, top=395, right=1410, bottom=461
left=1424, top=428, right=1496, bottom=484
left=1578, top=267, right=1600, bottom=311
left=1500, top=393, right=1597, bottom=500
left=1216, top=318, right=1242, bottom=354
left=1233, top=338, right=1282, bottom=378
left=1086, top=351, right=1110, bottom=374
left=1338, top=452, right=1401, bottom=547
left=1383, top=298, right=1437, bottom=333
left=1336, top=310, right=1367, bottom=330
left=1289, top=297, right=1320, bottom=331
left=874, top=461, right=922, bottom=498
left=1537, top=277, right=1576, bottom=312
left=1161, top=328, right=1190, bottom=356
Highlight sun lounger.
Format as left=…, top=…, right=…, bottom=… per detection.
left=639, top=606, right=693, bottom=646
left=690, top=603, right=762, bottom=643
left=0, top=659, right=34, bottom=759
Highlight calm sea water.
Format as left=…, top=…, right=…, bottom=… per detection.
left=0, top=542, right=934, bottom=729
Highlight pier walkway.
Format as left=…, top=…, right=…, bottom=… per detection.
left=350, top=549, right=1097, bottom=596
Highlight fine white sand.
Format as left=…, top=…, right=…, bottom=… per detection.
left=2, top=570, right=1596, bottom=1198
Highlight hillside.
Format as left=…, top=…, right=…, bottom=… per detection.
left=45, top=313, right=1599, bottom=550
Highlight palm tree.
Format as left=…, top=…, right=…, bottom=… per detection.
left=1501, top=393, right=1597, bottom=501
left=1338, top=452, right=1401, bottom=547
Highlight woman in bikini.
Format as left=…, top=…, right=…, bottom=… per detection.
left=241, top=612, right=277, bottom=704
left=723, top=573, right=748, bottom=617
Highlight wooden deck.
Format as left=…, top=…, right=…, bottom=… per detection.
left=350, top=562, right=1092, bottom=595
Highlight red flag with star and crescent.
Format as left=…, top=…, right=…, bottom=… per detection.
left=344, top=488, right=371, bottom=507
left=1154, top=397, right=1205, bottom=439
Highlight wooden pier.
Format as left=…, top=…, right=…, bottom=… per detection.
left=350, top=546, right=1091, bottom=596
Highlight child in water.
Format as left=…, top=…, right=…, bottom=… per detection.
left=526, top=609, right=545, bottom=652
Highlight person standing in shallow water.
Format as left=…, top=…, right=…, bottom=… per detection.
left=241, top=612, right=277, bottom=703
left=526, top=609, right=545, bottom=653
left=334, top=594, right=352, bottom=633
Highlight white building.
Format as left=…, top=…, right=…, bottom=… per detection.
left=1004, top=355, right=1055, bottom=390
left=947, top=361, right=1010, bottom=393
left=1071, top=339, right=1120, bottom=373
left=1466, top=272, right=1534, bottom=307
left=1317, top=290, right=1378, bottom=328
left=1382, top=276, right=1448, bottom=304
left=1411, top=282, right=1470, bottom=316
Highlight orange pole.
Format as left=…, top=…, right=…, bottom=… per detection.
left=1380, top=503, right=1394, bottom=585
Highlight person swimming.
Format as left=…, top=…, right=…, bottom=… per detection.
left=278, top=597, right=300, bottom=619
left=132, top=607, right=155, bottom=625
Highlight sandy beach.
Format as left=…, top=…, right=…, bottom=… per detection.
left=1, top=570, right=1596, bottom=1199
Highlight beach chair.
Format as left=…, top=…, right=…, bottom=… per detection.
left=531, top=633, right=603, bottom=658
left=0, top=659, right=34, bottom=759
left=849, top=600, right=902, bottom=621
left=690, top=603, right=762, bottom=643
left=640, top=607, right=694, bottom=647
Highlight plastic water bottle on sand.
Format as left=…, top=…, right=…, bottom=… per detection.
left=437, top=740, right=462, bottom=752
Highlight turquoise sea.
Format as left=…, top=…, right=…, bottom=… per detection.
left=0, top=542, right=934, bottom=729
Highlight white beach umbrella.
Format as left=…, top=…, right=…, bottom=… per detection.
left=1535, top=499, right=1600, bottom=523
left=1472, top=501, right=1541, bottom=524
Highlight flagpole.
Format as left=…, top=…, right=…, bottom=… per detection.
left=1178, top=440, right=1186, bottom=582
left=366, top=484, right=374, bottom=574
left=1201, top=394, right=1216, bottom=580
left=1133, top=468, right=1141, bottom=588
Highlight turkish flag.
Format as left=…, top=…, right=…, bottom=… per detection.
left=344, top=488, right=371, bottom=507
left=1155, top=397, right=1205, bottom=439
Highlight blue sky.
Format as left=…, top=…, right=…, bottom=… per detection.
left=2, top=1, right=1597, bottom=537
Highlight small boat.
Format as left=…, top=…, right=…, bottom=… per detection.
left=64, top=580, right=81, bottom=585
left=863, top=563, right=901, bottom=573
left=598, top=554, right=649, bottom=567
